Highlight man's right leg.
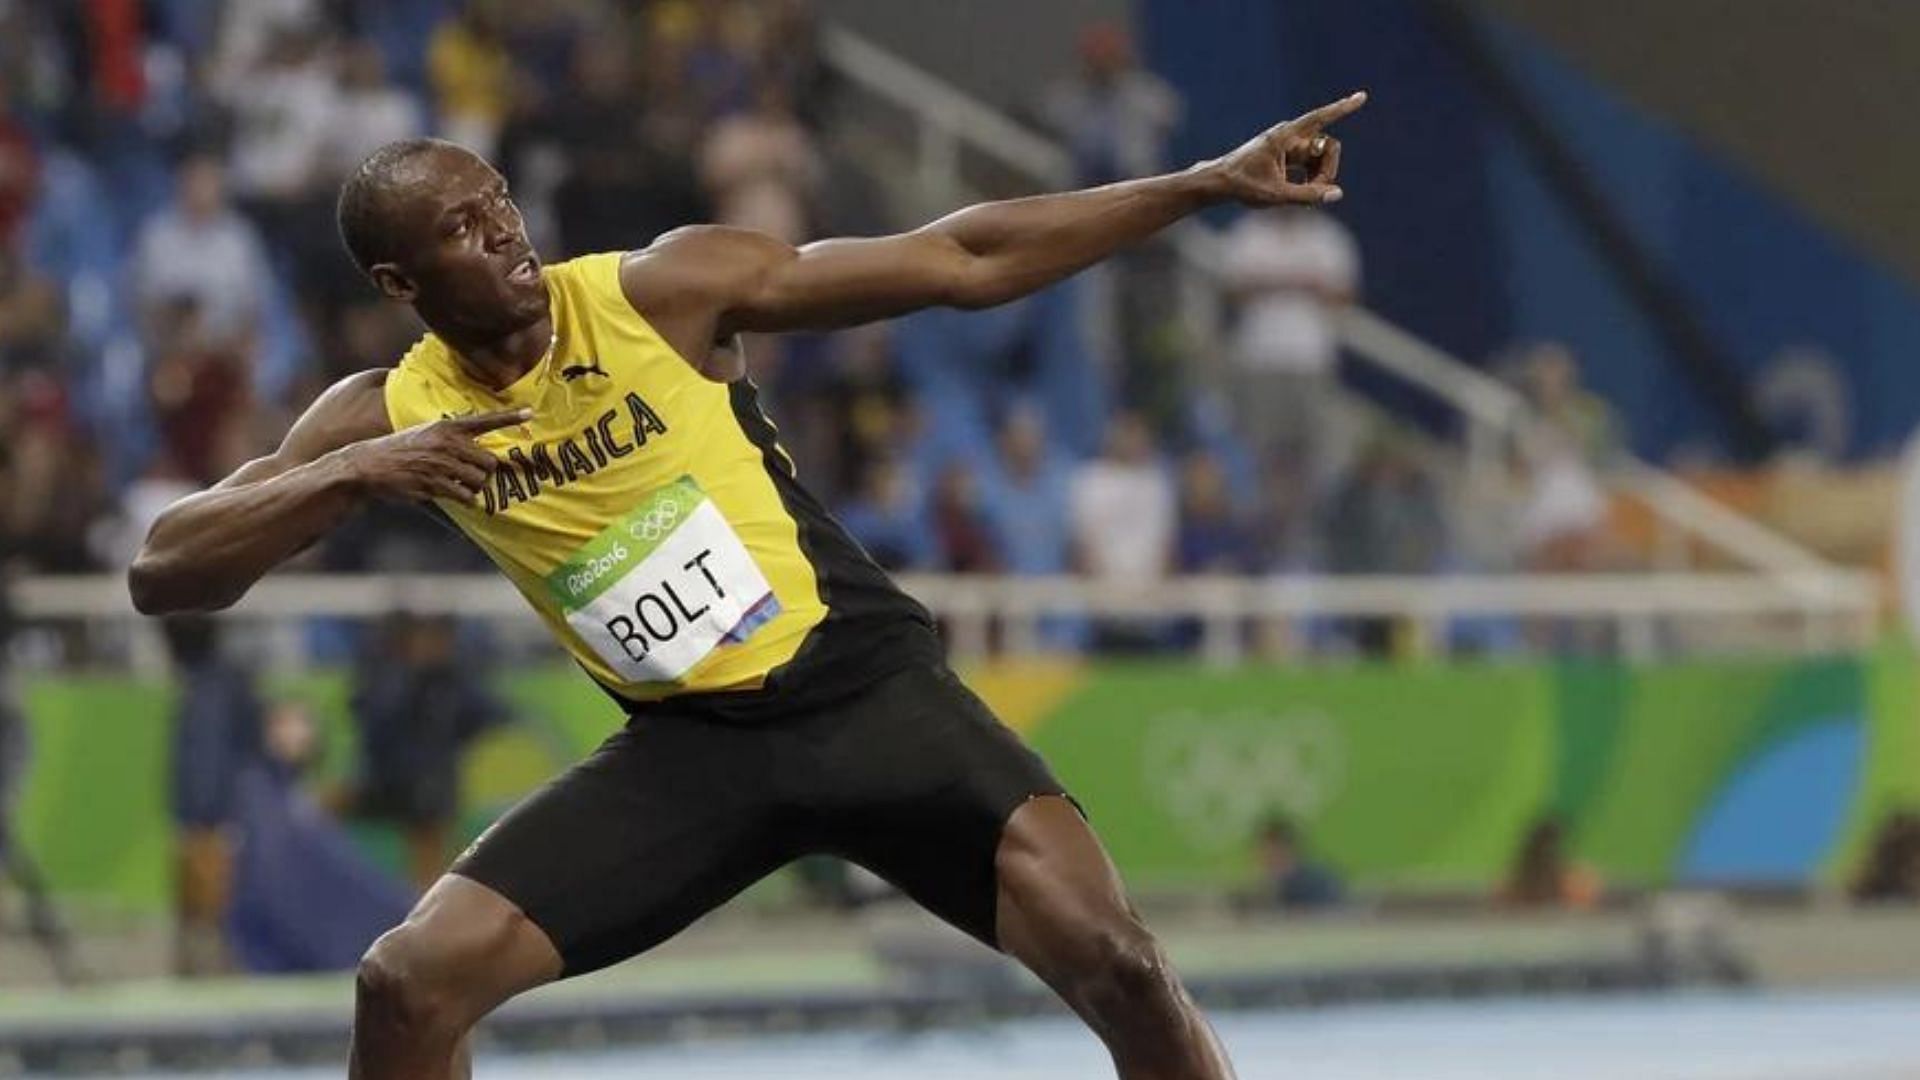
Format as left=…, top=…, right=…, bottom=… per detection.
left=347, top=710, right=795, bottom=1078
left=350, top=874, right=561, bottom=1080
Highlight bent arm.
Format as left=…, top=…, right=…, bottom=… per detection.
left=128, top=371, right=391, bottom=615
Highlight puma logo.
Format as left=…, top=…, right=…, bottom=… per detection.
left=559, top=358, right=608, bottom=382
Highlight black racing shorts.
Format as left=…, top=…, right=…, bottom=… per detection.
left=451, top=661, right=1071, bottom=977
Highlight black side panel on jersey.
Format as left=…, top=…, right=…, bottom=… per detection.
left=607, top=380, right=939, bottom=724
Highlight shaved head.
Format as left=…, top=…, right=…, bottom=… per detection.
left=333, top=137, right=548, bottom=350
left=336, top=138, right=477, bottom=274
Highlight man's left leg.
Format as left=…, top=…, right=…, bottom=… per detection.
left=807, top=665, right=1234, bottom=1079
left=995, top=796, right=1235, bottom=1080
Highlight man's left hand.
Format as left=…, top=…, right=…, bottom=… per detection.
left=1201, top=91, right=1368, bottom=207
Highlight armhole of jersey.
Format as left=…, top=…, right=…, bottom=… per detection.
left=380, top=364, right=413, bottom=434
left=593, top=249, right=715, bottom=379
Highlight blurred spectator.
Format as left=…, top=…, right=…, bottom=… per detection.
left=47, top=0, right=149, bottom=129
left=322, top=41, right=425, bottom=185
left=983, top=407, right=1074, bottom=576
left=1219, top=207, right=1359, bottom=470
left=1251, top=444, right=1319, bottom=573
left=1501, top=816, right=1602, bottom=911
left=1038, top=22, right=1183, bottom=404
left=511, top=33, right=708, bottom=257
left=1071, top=411, right=1175, bottom=651
left=1852, top=809, right=1920, bottom=903
left=0, top=6, right=54, bottom=120
left=1176, top=450, right=1257, bottom=573
left=632, top=5, right=701, bottom=152
left=1512, top=343, right=1617, bottom=573
left=1322, top=432, right=1445, bottom=575
left=100, top=449, right=199, bottom=573
left=428, top=5, right=514, bottom=157
left=208, top=0, right=326, bottom=103
left=0, top=83, right=39, bottom=249
left=130, top=153, right=269, bottom=358
left=222, top=26, right=337, bottom=207
left=930, top=461, right=1001, bottom=573
left=226, top=699, right=413, bottom=974
left=758, top=0, right=829, bottom=127
left=1254, top=816, right=1345, bottom=911
left=496, top=2, right=597, bottom=94
left=0, top=370, right=106, bottom=572
left=836, top=458, right=934, bottom=572
left=163, top=615, right=265, bottom=976
left=347, top=613, right=509, bottom=892
left=677, top=0, right=758, bottom=124
left=1756, top=343, right=1850, bottom=460
left=1070, top=411, right=1174, bottom=580
left=1322, top=432, right=1445, bottom=655
left=0, top=568, right=80, bottom=983
left=1522, top=342, right=1622, bottom=467
left=700, top=82, right=820, bottom=244
left=795, top=323, right=910, bottom=502
left=0, top=246, right=66, bottom=373
left=301, top=41, right=427, bottom=327
left=1040, top=23, right=1180, bottom=186
left=146, top=297, right=253, bottom=486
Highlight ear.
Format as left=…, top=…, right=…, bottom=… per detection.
left=369, top=263, right=417, bottom=302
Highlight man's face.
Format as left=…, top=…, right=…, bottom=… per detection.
left=372, top=146, right=547, bottom=337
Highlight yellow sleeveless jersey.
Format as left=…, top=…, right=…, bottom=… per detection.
left=382, top=252, right=934, bottom=711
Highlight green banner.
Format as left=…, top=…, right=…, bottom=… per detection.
left=1025, top=665, right=1555, bottom=889
left=12, top=648, right=1919, bottom=910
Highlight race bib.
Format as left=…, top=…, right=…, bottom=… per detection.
left=545, top=476, right=780, bottom=683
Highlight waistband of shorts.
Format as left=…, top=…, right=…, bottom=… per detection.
left=607, top=620, right=943, bottom=725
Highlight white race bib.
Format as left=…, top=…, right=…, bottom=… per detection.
left=545, top=476, right=780, bottom=683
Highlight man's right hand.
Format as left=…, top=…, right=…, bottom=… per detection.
left=338, top=408, right=530, bottom=505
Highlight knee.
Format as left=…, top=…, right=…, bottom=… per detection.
left=356, top=926, right=466, bottom=1039
left=1073, top=922, right=1182, bottom=1017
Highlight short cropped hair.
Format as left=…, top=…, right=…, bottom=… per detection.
left=336, top=137, right=451, bottom=274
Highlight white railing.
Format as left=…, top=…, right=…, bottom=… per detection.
left=13, top=571, right=1881, bottom=672
left=820, top=26, right=1072, bottom=203
left=816, top=23, right=1858, bottom=588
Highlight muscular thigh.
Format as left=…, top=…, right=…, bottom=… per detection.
left=453, top=713, right=798, bottom=977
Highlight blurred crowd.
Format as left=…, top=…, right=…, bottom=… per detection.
left=0, top=0, right=840, bottom=581
left=0, top=0, right=1637, bottom=666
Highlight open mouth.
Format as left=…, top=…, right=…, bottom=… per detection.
left=506, top=255, right=540, bottom=285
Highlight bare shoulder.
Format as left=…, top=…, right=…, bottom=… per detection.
left=296, top=368, right=395, bottom=449
left=616, top=225, right=791, bottom=313
left=617, top=227, right=794, bottom=379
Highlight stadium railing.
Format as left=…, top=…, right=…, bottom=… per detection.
left=14, top=568, right=1878, bottom=674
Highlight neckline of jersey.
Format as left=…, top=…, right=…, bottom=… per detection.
left=440, top=287, right=562, bottom=406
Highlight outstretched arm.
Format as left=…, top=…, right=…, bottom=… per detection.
left=127, top=371, right=526, bottom=615
left=622, top=92, right=1365, bottom=364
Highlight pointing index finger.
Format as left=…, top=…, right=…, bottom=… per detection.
left=449, top=407, right=534, bottom=435
left=1296, top=90, right=1368, bottom=131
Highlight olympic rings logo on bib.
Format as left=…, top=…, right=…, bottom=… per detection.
left=628, top=497, right=683, bottom=542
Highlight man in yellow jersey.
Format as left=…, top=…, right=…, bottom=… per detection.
left=129, top=90, right=1366, bottom=1079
